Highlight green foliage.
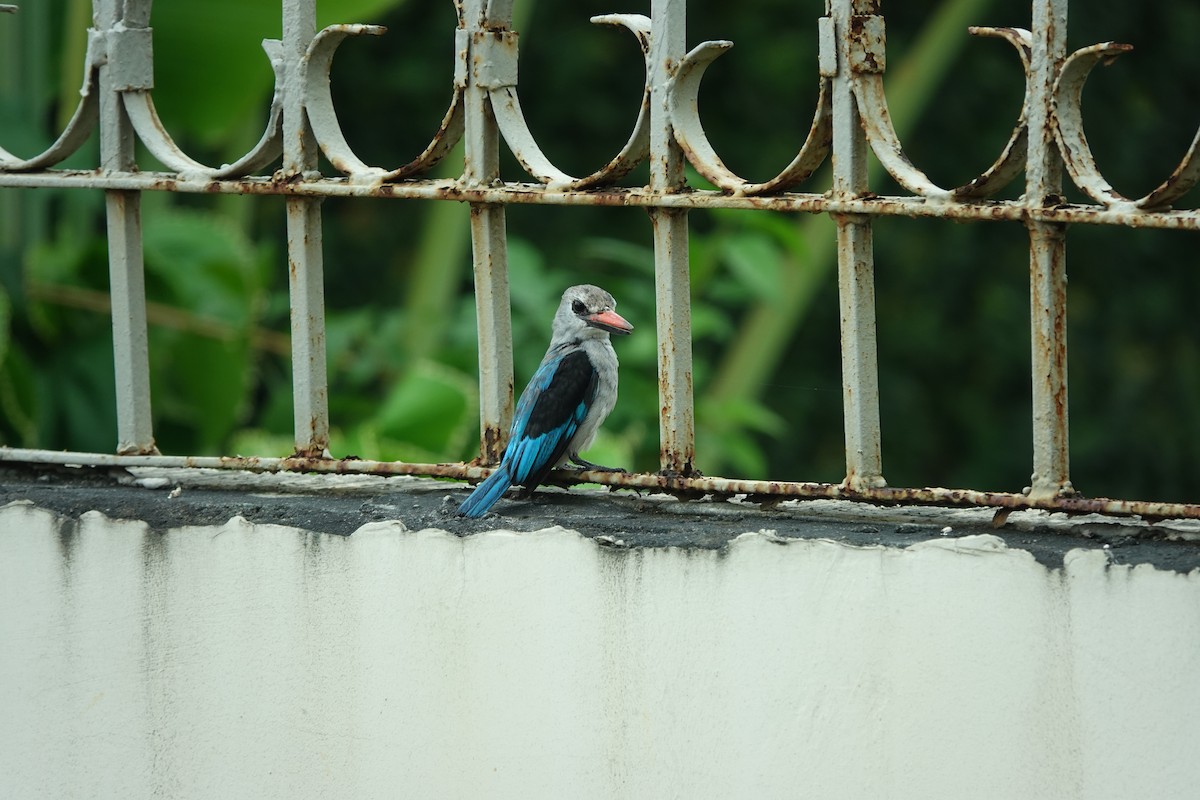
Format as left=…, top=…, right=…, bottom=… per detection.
left=151, top=0, right=415, bottom=148
left=2, top=0, right=1200, bottom=503
left=141, top=202, right=270, bottom=451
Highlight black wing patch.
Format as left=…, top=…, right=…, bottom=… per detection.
left=510, top=350, right=598, bottom=489
left=523, top=350, right=599, bottom=439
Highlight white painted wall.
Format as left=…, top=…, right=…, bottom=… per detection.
left=2, top=499, right=1198, bottom=799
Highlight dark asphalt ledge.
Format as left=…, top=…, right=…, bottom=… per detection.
left=3, top=464, right=1199, bottom=573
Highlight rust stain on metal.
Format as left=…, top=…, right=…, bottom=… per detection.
left=7, top=448, right=1200, bottom=521
left=116, top=441, right=160, bottom=457
left=290, top=438, right=326, bottom=460
left=850, top=18, right=877, bottom=73
left=481, top=424, right=506, bottom=464
left=3, top=173, right=1197, bottom=231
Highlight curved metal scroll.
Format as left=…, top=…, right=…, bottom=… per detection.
left=303, top=25, right=391, bottom=183
left=668, top=41, right=832, bottom=196
left=122, top=38, right=285, bottom=179
left=851, top=73, right=951, bottom=199
left=1055, top=42, right=1200, bottom=210
left=303, top=24, right=465, bottom=183
left=0, top=29, right=100, bottom=171
left=488, top=14, right=652, bottom=190
left=951, top=27, right=1032, bottom=200
left=851, top=23, right=1037, bottom=201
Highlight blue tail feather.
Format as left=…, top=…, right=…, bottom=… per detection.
left=458, top=465, right=514, bottom=518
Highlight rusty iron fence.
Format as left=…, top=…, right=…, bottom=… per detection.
left=1, top=0, right=1198, bottom=520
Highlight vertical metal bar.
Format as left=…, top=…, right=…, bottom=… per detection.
left=1025, top=0, right=1072, bottom=498
left=649, top=0, right=696, bottom=475
left=828, top=0, right=884, bottom=489
left=282, top=0, right=329, bottom=456
left=463, top=0, right=514, bottom=463
left=96, top=0, right=156, bottom=455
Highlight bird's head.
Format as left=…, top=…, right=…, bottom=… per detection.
left=554, top=284, right=633, bottom=341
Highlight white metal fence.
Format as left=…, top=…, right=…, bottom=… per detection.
left=1, top=0, right=1198, bottom=519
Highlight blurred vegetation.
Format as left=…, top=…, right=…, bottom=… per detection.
left=1, top=0, right=1198, bottom=501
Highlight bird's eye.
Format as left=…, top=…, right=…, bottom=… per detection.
left=571, top=300, right=587, bottom=315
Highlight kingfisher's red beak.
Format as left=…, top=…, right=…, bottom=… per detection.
left=586, top=309, right=633, bottom=335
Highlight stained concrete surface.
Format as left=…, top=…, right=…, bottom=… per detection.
left=3, top=463, right=1198, bottom=572
left=5, top=464, right=1200, bottom=800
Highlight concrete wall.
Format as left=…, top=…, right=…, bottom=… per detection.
left=2, top=499, right=1199, bottom=799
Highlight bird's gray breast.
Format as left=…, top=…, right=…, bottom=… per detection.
left=569, top=339, right=619, bottom=453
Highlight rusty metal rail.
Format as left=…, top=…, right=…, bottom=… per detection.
left=2, top=0, right=1199, bottom=520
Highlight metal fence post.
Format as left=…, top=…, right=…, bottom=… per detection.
left=827, top=0, right=885, bottom=489
left=462, top=0, right=515, bottom=464
left=282, top=0, right=330, bottom=457
left=96, top=0, right=156, bottom=455
left=1026, top=0, right=1072, bottom=498
left=649, top=0, right=696, bottom=476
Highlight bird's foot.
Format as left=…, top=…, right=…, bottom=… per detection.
left=569, top=456, right=627, bottom=474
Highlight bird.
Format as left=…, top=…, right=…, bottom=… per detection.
left=458, top=284, right=633, bottom=518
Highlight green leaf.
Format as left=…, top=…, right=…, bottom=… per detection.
left=580, top=237, right=655, bottom=275
left=700, top=396, right=786, bottom=437
left=142, top=206, right=263, bottom=325
left=507, top=237, right=556, bottom=319
left=719, top=231, right=783, bottom=301
left=371, top=360, right=475, bottom=458
left=0, top=346, right=39, bottom=446
left=717, top=431, right=769, bottom=479
left=45, top=334, right=118, bottom=452
left=571, top=429, right=634, bottom=484
left=154, top=334, right=252, bottom=453
left=0, top=285, right=11, bottom=370
left=226, top=428, right=297, bottom=459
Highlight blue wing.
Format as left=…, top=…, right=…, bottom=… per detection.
left=458, top=348, right=597, bottom=518
left=504, top=348, right=599, bottom=490
left=458, top=462, right=514, bottom=518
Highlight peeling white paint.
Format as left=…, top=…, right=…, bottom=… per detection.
left=1, top=502, right=1198, bottom=799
